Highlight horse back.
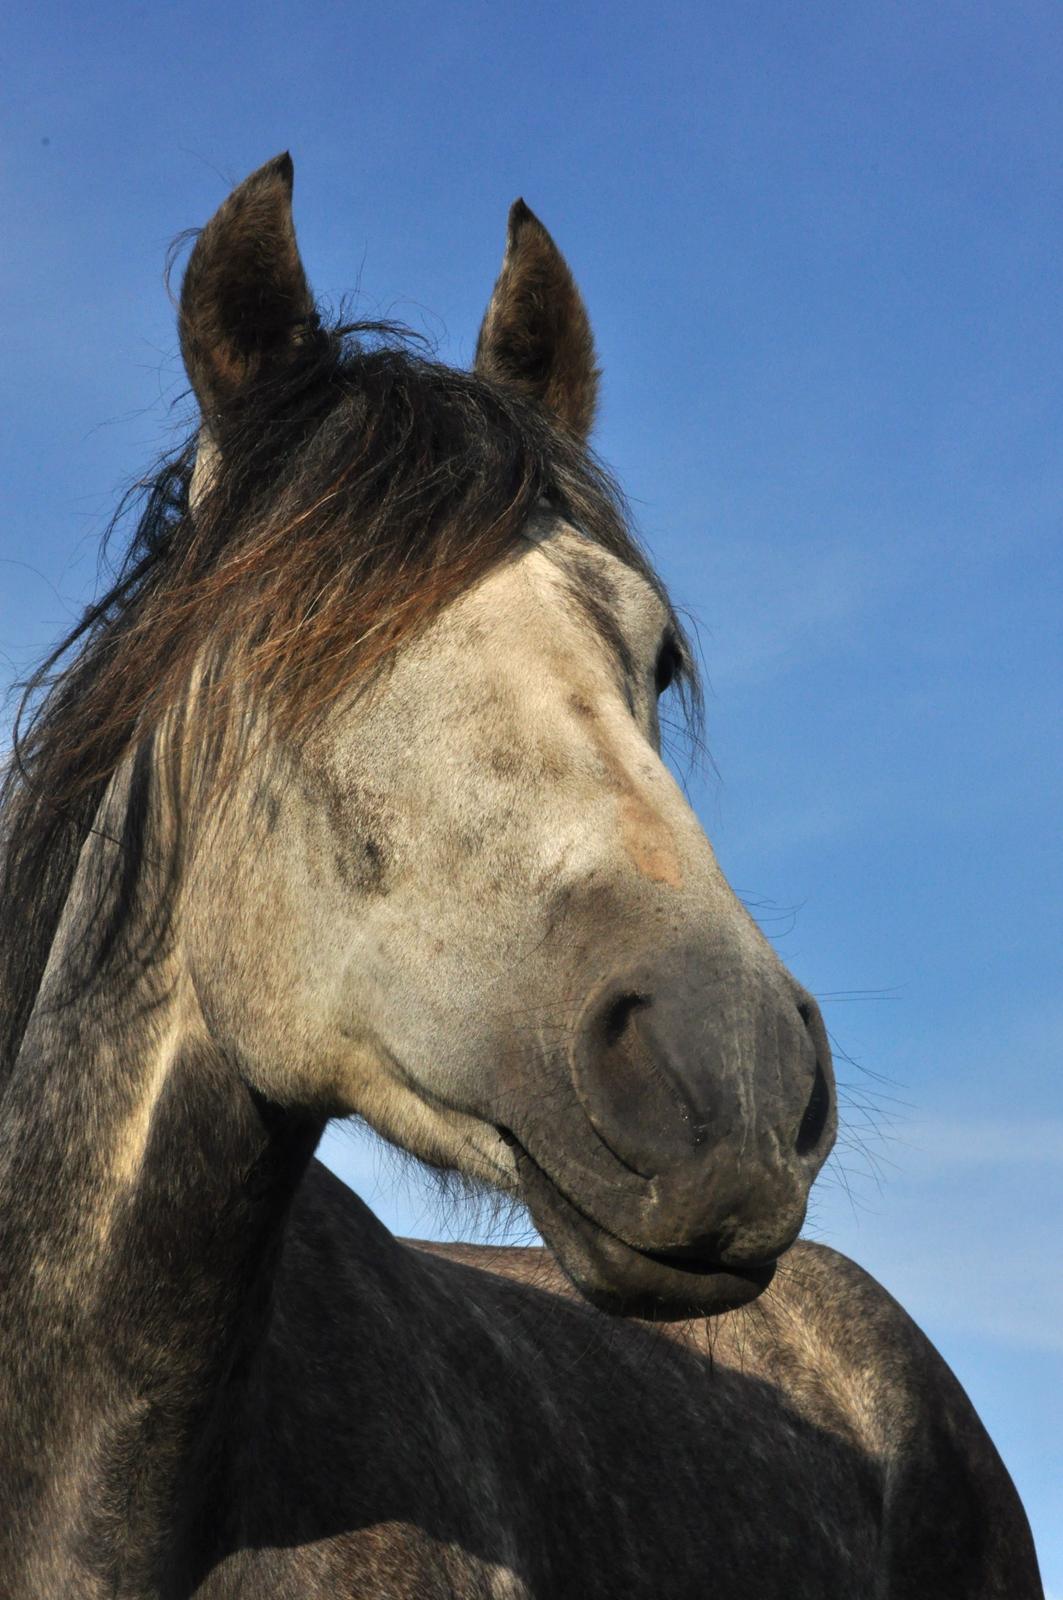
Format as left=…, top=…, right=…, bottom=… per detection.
left=207, top=1165, right=1042, bottom=1599
left=414, top=1230, right=1043, bottom=1598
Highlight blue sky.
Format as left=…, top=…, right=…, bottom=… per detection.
left=3, top=0, right=1061, bottom=1584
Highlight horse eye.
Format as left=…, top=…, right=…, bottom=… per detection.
left=654, top=635, right=682, bottom=696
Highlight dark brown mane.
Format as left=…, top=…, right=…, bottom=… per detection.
left=0, top=320, right=695, bottom=1088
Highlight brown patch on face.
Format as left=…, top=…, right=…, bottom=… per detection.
left=562, top=665, right=681, bottom=875
left=618, top=793, right=683, bottom=888
left=488, top=746, right=525, bottom=780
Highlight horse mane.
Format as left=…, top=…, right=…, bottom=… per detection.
left=0, top=317, right=698, bottom=1087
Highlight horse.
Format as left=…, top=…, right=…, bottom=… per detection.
left=0, top=154, right=1042, bottom=1599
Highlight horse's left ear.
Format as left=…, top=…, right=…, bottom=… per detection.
left=475, top=201, right=599, bottom=442
left=179, top=152, right=318, bottom=427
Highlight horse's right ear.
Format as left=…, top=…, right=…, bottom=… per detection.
left=179, top=153, right=318, bottom=427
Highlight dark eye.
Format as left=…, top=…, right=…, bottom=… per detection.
left=654, top=634, right=682, bottom=696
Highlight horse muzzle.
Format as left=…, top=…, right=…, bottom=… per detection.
left=500, top=951, right=836, bottom=1318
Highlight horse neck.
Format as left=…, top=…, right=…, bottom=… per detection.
left=0, top=786, right=324, bottom=1597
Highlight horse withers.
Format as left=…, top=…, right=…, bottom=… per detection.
left=0, top=156, right=1042, bottom=1597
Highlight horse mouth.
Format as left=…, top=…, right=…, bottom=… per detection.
left=499, top=1130, right=775, bottom=1320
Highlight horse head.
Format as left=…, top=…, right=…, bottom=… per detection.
left=165, top=155, right=835, bottom=1318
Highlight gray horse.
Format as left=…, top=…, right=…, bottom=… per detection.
left=0, top=156, right=1042, bottom=1597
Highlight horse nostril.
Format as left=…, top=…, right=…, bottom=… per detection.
left=793, top=996, right=834, bottom=1158
left=795, top=1060, right=831, bottom=1157
left=601, top=991, right=650, bottom=1048
left=571, top=982, right=692, bottom=1178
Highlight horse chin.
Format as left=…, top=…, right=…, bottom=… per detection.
left=507, top=1136, right=775, bottom=1322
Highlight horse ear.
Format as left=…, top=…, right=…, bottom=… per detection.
left=179, top=153, right=318, bottom=425
left=475, top=201, right=599, bottom=442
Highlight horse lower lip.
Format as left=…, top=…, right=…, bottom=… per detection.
left=642, top=1247, right=759, bottom=1278
left=500, top=1128, right=775, bottom=1314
